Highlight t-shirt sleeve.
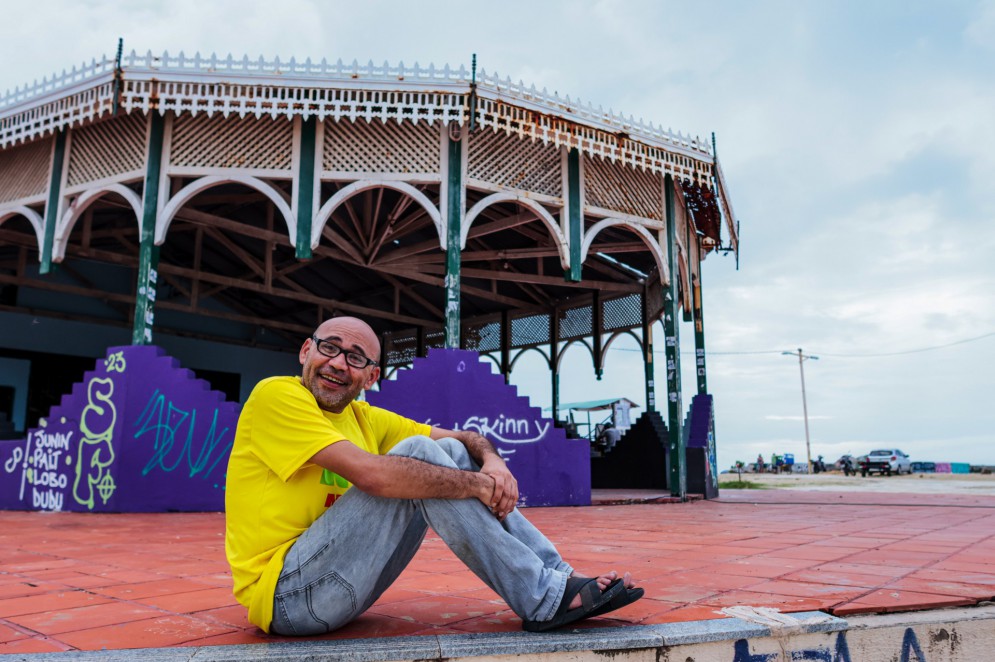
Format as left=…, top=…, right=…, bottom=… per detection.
left=248, top=379, right=346, bottom=482
left=365, top=405, right=432, bottom=454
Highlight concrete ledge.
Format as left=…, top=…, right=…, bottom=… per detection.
left=11, top=611, right=845, bottom=662
left=17, top=606, right=995, bottom=661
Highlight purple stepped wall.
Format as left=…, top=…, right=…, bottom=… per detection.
left=0, top=346, right=239, bottom=513
left=369, top=349, right=591, bottom=507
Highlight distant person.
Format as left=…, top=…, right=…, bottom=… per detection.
left=600, top=423, right=622, bottom=448
left=225, top=316, right=642, bottom=636
left=756, top=453, right=765, bottom=473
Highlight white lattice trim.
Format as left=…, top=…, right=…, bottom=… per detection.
left=66, top=113, right=147, bottom=188
left=157, top=174, right=296, bottom=246
left=583, top=153, right=663, bottom=221
left=0, top=206, right=45, bottom=255
left=3, top=52, right=709, bottom=155
left=312, top=179, right=442, bottom=249
left=581, top=219, right=669, bottom=286
left=169, top=113, right=292, bottom=171
left=467, top=129, right=563, bottom=198
left=1, top=80, right=116, bottom=148
left=323, top=118, right=441, bottom=175
left=54, top=184, right=143, bottom=260
left=0, top=137, right=52, bottom=204
left=463, top=192, right=568, bottom=269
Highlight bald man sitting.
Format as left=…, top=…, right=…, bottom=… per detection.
left=225, top=317, right=641, bottom=635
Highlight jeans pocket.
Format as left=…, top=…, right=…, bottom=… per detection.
left=273, top=571, right=356, bottom=636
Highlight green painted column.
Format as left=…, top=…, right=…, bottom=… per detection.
left=550, top=309, right=560, bottom=423
left=132, top=112, right=166, bottom=345
left=444, top=129, right=463, bottom=349
left=693, top=271, right=708, bottom=395
left=566, top=148, right=582, bottom=282
left=592, top=291, right=603, bottom=379
left=501, top=310, right=511, bottom=384
left=642, top=287, right=656, bottom=412
left=40, top=130, right=67, bottom=274
left=663, top=174, right=686, bottom=499
left=295, top=117, right=316, bottom=260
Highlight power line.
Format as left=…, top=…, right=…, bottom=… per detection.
left=815, top=331, right=995, bottom=357
left=608, top=330, right=995, bottom=358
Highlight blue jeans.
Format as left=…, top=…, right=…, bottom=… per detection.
left=270, top=436, right=573, bottom=635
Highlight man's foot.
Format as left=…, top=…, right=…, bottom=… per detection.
left=522, top=576, right=625, bottom=632
left=568, top=570, right=636, bottom=609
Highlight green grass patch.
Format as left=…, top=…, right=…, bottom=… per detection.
left=719, top=479, right=766, bottom=489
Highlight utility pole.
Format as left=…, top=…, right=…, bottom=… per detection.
left=782, top=348, right=818, bottom=472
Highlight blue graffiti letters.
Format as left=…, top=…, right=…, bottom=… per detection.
left=135, top=390, right=232, bottom=481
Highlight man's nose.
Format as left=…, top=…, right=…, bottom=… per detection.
left=327, top=351, right=351, bottom=370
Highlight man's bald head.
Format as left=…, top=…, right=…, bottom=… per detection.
left=300, top=316, right=381, bottom=413
left=313, top=316, right=380, bottom=363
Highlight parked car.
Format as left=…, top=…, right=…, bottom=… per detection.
left=859, top=449, right=912, bottom=476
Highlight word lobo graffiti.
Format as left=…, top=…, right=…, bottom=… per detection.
left=74, top=377, right=119, bottom=510
left=7, top=428, right=74, bottom=510
left=461, top=414, right=551, bottom=445
left=134, top=390, right=232, bottom=480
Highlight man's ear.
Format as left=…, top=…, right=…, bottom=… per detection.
left=299, top=337, right=312, bottom=366
left=364, top=366, right=381, bottom=389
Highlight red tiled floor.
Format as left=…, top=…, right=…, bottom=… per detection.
left=8, top=601, right=165, bottom=635
left=0, top=637, right=72, bottom=654
left=883, top=577, right=995, bottom=601
left=0, top=589, right=112, bottom=618
left=368, top=594, right=506, bottom=626
left=2, top=488, right=995, bottom=652
left=94, top=578, right=219, bottom=600
left=56, top=614, right=235, bottom=650
left=133, top=587, right=239, bottom=613
left=0, top=621, right=28, bottom=643
left=831, top=589, right=975, bottom=616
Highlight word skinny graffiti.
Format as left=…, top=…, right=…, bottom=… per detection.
left=135, top=390, right=233, bottom=481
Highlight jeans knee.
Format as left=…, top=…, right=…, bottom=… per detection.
left=389, top=436, right=446, bottom=463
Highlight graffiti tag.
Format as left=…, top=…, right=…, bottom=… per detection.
left=462, top=414, right=550, bottom=445
left=74, top=377, right=118, bottom=509
left=134, top=390, right=232, bottom=481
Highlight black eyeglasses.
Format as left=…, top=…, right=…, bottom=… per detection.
left=311, top=336, right=378, bottom=369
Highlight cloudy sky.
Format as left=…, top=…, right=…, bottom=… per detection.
left=2, top=1, right=993, bottom=470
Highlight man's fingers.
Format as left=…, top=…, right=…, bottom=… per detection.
left=496, top=477, right=518, bottom=518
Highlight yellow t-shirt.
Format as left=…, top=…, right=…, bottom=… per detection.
left=224, top=376, right=431, bottom=632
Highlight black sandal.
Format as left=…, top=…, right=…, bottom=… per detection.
left=589, top=585, right=644, bottom=618
left=522, top=577, right=624, bottom=632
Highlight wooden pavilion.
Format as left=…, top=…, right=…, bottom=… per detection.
left=0, top=46, right=739, bottom=498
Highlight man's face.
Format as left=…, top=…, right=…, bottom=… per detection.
left=299, top=318, right=381, bottom=413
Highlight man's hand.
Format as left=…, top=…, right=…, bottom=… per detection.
left=481, top=456, right=518, bottom=520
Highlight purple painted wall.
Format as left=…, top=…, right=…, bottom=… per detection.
left=368, top=349, right=591, bottom=506
left=0, top=346, right=239, bottom=512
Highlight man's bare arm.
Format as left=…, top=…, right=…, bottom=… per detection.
left=310, top=441, right=494, bottom=505
left=430, top=427, right=518, bottom=520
